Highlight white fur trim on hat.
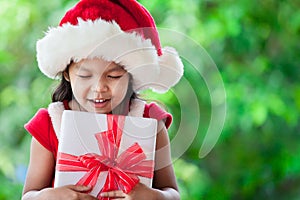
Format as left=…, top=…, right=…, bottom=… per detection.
left=37, top=18, right=183, bottom=93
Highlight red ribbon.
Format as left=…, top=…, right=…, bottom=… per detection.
left=56, top=115, right=154, bottom=199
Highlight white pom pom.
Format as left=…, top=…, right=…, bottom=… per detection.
left=151, top=47, right=184, bottom=93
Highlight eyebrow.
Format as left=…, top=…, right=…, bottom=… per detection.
left=75, top=63, right=126, bottom=73
left=107, top=65, right=126, bottom=73
left=74, top=64, right=90, bottom=72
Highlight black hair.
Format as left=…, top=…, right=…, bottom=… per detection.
left=52, top=76, right=72, bottom=102
left=52, top=64, right=73, bottom=102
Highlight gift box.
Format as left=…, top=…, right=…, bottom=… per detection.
left=54, top=110, right=157, bottom=199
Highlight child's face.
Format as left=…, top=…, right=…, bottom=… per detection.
left=67, top=58, right=130, bottom=114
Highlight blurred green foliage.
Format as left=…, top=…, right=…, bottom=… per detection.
left=1, top=0, right=299, bottom=199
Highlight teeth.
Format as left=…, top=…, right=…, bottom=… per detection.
left=95, top=99, right=105, bottom=103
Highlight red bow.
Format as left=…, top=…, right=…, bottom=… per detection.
left=56, top=115, right=154, bottom=199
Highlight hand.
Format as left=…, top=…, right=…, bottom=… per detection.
left=40, top=185, right=98, bottom=200
left=100, top=183, right=156, bottom=200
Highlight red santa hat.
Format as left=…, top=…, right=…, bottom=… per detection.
left=36, top=0, right=184, bottom=93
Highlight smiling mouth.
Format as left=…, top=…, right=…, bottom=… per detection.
left=94, top=99, right=107, bottom=103
left=91, top=98, right=111, bottom=108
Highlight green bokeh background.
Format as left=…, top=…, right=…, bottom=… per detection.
left=1, top=0, right=300, bottom=199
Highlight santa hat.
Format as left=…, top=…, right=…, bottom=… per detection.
left=36, top=0, right=184, bottom=93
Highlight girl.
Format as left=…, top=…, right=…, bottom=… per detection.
left=22, top=0, right=183, bottom=199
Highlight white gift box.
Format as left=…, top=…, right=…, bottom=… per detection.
left=54, top=110, right=157, bottom=197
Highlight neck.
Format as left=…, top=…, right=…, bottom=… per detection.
left=112, top=98, right=130, bottom=115
left=68, top=99, right=84, bottom=111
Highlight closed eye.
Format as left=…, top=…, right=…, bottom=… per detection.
left=107, top=75, right=122, bottom=79
left=77, top=74, right=92, bottom=78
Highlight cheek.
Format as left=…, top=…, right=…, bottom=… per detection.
left=112, top=76, right=129, bottom=96
left=70, top=78, right=91, bottom=97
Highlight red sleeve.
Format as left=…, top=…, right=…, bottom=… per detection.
left=143, top=103, right=173, bottom=129
left=24, top=109, right=58, bottom=156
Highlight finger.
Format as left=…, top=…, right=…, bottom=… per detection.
left=79, top=193, right=99, bottom=200
left=66, top=184, right=92, bottom=192
left=100, top=190, right=125, bottom=198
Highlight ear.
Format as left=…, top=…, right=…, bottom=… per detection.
left=63, top=71, right=70, bottom=82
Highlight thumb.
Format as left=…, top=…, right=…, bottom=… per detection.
left=66, top=184, right=92, bottom=192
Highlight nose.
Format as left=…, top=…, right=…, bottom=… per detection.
left=92, top=77, right=108, bottom=93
